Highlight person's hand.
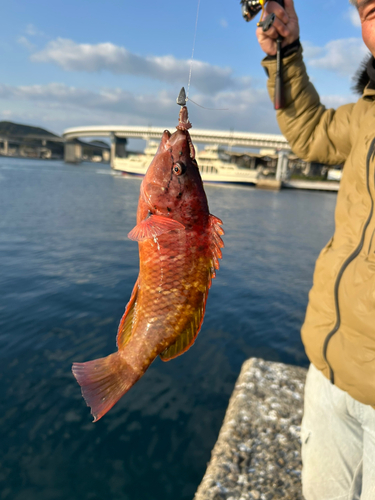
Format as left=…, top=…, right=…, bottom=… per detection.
left=256, top=0, right=300, bottom=56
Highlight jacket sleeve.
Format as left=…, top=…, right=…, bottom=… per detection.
left=261, top=46, right=355, bottom=165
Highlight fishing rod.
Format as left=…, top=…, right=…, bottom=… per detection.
left=240, top=0, right=285, bottom=110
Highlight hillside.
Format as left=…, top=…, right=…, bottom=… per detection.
left=0, top=121, right=59, bottom=138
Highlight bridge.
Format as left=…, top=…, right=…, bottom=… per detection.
left=0, top=134, right=65, bottom=159
left=62, top=125, right=291, bottom=164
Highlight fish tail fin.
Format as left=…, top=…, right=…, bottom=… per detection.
left=72, top=352, right=139, bottom=422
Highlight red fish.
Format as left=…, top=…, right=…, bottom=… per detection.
left=72, top=106, right=224, bottom=421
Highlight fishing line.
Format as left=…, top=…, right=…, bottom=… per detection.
left=187, top=97, right=228, bottom=111
left=186, top=0, right=201, bottom=100
left=185, top=0, right=228, bottom=112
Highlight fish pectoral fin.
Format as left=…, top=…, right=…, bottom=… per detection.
left=159, top=295, right=206, bottom=362
left=209, top=214, right=224, bottom=276
left=128, top=215, right=185, bottom=242
left=117, top=278, right=139, bottom=350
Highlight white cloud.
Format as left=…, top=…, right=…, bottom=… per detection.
left=0, top=82, right=278, bottom=135
left=31, top=38, right=241, bottom=94
left=320, top=94, right=354, bottom=109
left=302, top=41, right=323, bottom=59
left=305, top=38, right=369, bottom=77
left=220, top=19, right=228, bottom=28
left=346, top=7, right=361, bottom=28
left=0, top=82, right=357, bottom=139
left=4, top=36, right=362, bottom=136
left=25, top=24, right=44, bottom=37
left=17, top=36, right=36, bottom=51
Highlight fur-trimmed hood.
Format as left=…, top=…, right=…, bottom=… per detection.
left=352, top=54, right=375, bottom=94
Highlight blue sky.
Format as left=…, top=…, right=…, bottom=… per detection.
left=0, top=0, right=366, bottom=139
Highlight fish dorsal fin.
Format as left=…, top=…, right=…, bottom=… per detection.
left=209, top=214, right=224, bottom=281
left=116, top=279, right=139, bottom=350
left=160, top=215, right=224, bottom=361
left=159, top=292, right=207, bottom=361
left=128, top=215, right=184, bottom=242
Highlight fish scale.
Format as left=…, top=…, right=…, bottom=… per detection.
left=72, top=106, right=223, bottom=421
left=136, top=236, right=209, bottom=342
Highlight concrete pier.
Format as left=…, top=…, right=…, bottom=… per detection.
left=256, top=179, right=282, bottom=191
left=64, top=140, right=82, bottom=163
left=194, top=358, right=307, bottom=500
left=2, top=138, right=8, bottom=155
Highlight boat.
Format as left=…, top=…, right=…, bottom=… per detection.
left=327, top=168, right=342, bottom=181
left=112, top=142, right=259, bottom=185
left=195, top=145, right=258, bottom=184
left=113, top=141, right=159, bottom=178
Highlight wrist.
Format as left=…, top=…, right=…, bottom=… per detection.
left=263, top=38, right=301, bottom=61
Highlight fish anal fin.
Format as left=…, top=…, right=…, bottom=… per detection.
left=160, top=294, right=207, bottom=362
left=117, top=279, right=139, bottom=350
left=128, top=215, right=184, bottom=242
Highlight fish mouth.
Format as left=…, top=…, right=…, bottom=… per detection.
left=166, top=129, right=195, bottom=160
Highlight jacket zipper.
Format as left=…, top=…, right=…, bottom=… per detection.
left=322, top=138, right=375, bottom=383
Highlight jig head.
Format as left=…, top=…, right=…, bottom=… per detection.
left=176, top=87, right=187, bottom=107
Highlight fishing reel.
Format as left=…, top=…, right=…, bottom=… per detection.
left=240, top=0, right=285, bottom=110
left=240, top=0, right=284, bottom=24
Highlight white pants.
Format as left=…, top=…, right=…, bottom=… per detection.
left=301, top=363, right=375, bottom=500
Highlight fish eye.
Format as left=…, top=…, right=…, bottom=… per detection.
left=173, top=162, right=186, bottom=175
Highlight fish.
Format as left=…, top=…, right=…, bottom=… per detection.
left=72, top=104, right=224, bottom=421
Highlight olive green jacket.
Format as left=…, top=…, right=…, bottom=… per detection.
left=262, top=47, right=375, bottom=408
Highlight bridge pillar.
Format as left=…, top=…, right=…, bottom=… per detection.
left=275, top=151, right=289, bottom=181
left=110, top=134, right=116, bottom=169
left=64, top=140, right=82, bottom=164
left=3, top=139, right=9, bottom=156
left=110, top=134, right=127, bottom=169
left=116, top=137, right=127, bottom=158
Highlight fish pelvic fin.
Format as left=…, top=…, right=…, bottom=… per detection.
left=72, top=352, right=140, bottom=422
left=128, top=215, right=184, bottom=242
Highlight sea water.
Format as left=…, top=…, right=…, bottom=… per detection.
left=0, top=157, right=336, bottom=500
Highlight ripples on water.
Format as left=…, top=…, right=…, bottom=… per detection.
left=0, top=158, right=336, bottom=500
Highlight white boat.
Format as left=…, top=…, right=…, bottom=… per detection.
left=113, top=142, right=259, bottom=185
left=113, top=141, right=159, bottom=177
left=327, top=168, right=342, bottom=181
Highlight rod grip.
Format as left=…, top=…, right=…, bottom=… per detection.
left=274, top=36, right=285, bottom=110
left=273, top=1, right=285, bottom=109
